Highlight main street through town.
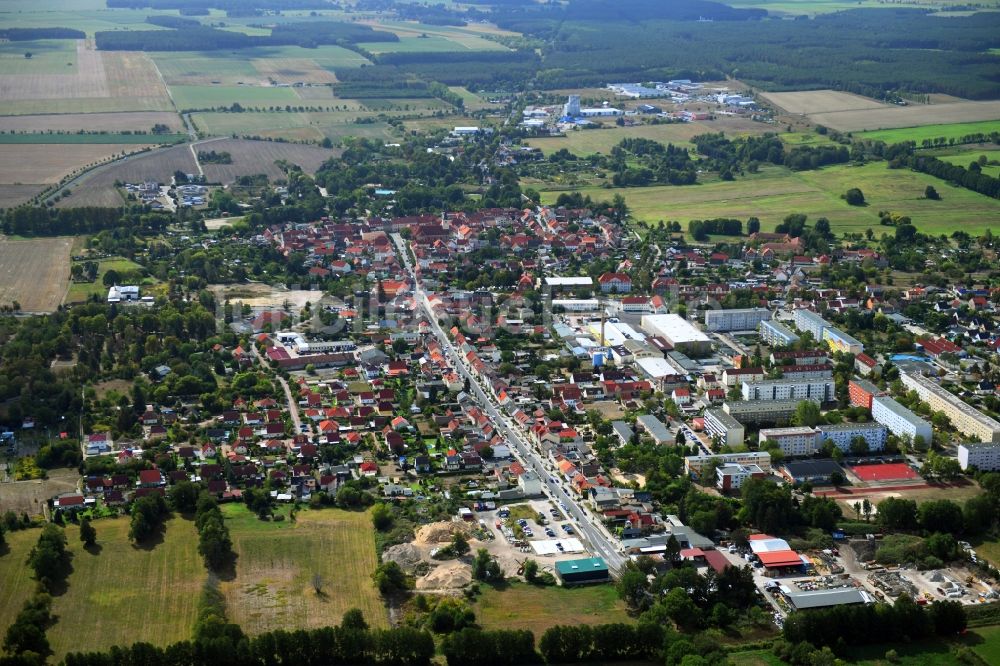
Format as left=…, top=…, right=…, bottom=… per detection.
left=392, top=234, right=627, bottom=573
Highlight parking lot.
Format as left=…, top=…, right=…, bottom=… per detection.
left=478, top=498, right=597, bottom=572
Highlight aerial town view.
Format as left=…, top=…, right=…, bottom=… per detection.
left=1, top=0, right=1000, bottom=665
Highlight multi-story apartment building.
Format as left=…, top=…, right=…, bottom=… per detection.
left=823, top=325, right=865, bottom=355
left=723, top=399, right=815, bottom=425
left=871, top=395, right=933, bottom=444
left=704, top=408, right=745, bottom=448
left=741, top=378, right=835, bottom=403
left=704, top=308, right=771, bottom=332
left=759, top=427, right=822, bottom=457
left=848, top=378, right=883, bottom=409
left=900, top=371, right=1000, bottom=443
left=817, top=422, right=888, bottom=452
left=793, top=309, right=828, bottom=339
left=760, top=320, right=799, bottom=347
left=716, top=463, right=768, bottom=491
left=957, top=442, right=1000, bottom=471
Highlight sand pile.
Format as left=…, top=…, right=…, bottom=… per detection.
left=416, top=561, right=472, bottom=590
left=414, top=521, right=471, bottom=546
left=383, top=543, right=423, bottom=572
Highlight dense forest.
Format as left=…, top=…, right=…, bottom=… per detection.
left=1, top=207, right=172, bottom=237
left=483, top=7, right=1000, bottom=99
left=692, top=133, right=851, bottom=174
left=106, top=0, right=330, bottom=10
left=96, top=19, right=397, bottom=51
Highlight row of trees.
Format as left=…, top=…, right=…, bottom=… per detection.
left=906, top=153, right=1000, bottom=200
left=1, top=207, right=172, bottom=238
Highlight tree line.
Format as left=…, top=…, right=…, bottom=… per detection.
left=692, top=133, right=850, bottom=175
left=904, top=153, right=1000, bottom=199
left=0, top=28, right=85, bottom=40
left=1, top=207, right=171, bottom=238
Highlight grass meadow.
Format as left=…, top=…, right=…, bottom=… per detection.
left=540, top=161, right=1000, bottom=237
left=858, top=120, right=1000, bottom=144
left=167, top=85, right=302, bottom=111
left=474, top=581, right=631, bottom=634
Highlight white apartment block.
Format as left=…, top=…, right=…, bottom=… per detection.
left=741, top=378, right=835, bottom=402
left=759, top=320, right=800, bottom=347
left=704, top=308, right=771, bottom=332
left=957, top=442, right=1000, bottom=471
left=716, top=463, right=767, bottom=491
left=871, top=395, right=933, bottom=444
left=759, top=427, right=822, bottom=457
left=793, top=309, right=828, bottom=339
left=704, top=408, right=745, bottom=448
left=817, top=422, right=888, bottom=452
left=900, top=371, right=1000, bottom=443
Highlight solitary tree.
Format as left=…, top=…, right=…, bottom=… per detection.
left=79, top=517, right=96, bottom=547
left=843, top=188, right=866, bottom=206
left=924, top=185, right=940, bottom=200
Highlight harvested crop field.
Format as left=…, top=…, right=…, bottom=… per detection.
left=0, top=235, right=73, bottom=311
left=807, top=101, right=1000, bottom=132
left=0, top=184, right=46, bottom=208
left=761, top=89, right=888, bottom=115
left=252, top=58, right=338, bottom=85
left=0, top=111, right=182, bottom=134
left=0, top=143, right=152, bottom=184
left=0, top=41, right=172, bottom=115
left=528, top=117, right=768, bottom=155
left=196, top=138, right=335, bottom=182
left=220, top=505, right=387, bottom=634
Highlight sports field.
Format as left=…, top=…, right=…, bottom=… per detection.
left=0, top=236, right=73, bottom=311
left=859, top=120, right=1000, bottom=144
left=541, top=161, right=1000, bottom=237
left=850, top=463, right=919, bottom=483
left=475, top=582, right=631, bottom=634
left=220, top=505, right=387, bottom=634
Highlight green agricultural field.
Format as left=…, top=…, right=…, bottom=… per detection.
left=0, top=39, right=77, bottom=75
left=448, top=86, right=498, bottom=111
left=0, top=7, right=168, bottom=36
left=725, top=0, right=997, bottom=15
left=220, top=504, right=387, bottom=634
left=475, top=582, right=631, bottom=634
left=0, top=528, right=40, bottom=643
left=0, top=133, right=185, bottom=144
left=527, top=121, right=765, bottom=155
left=363, top=21, right=510, bottom=51
left=167, top=85, right=301, bottom=111
left=858, top=120, right=1000, bottom=145
left=358, top=35, right=494, bottom=54
left=48, top=517, right=204, bottom=659
left=152, top=46, right=367, bottom=87
left=936, top=148, right=1000, bottom=179
left=540, top=161, right=1000, bottom=237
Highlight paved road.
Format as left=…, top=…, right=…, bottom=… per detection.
left=251, top=343, right=308, bottom=436
left=391, top=234, right=627, bottom=572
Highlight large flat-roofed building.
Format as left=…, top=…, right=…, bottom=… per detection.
left=640, top=314, right=712, bottom=355
left=760, top=426, right=822, bottom=457
left=900, top=371, right=1000, bottom=443
left=704, top=408, right=745, bottom=448
left=760, top=320, right=800, bottom=347
left=823, top=325, right=864, bottom=355
left=817, top=422, right=887, bottom=452
left=849, top=378, right=883, bottom=409
left=704, top=308, right=771, bottom=332
left=544, top=276, right=593, bottom=289
left=636, top=414, right=672, bottom=445
left=742, top=378, right=835, bottom=403
left=684, top=451, right=772, bottom=477
left=785, top=588, right=871, bottom=611
left=555, top=557, right=609, bottom=585
left=793, top=309, right=828, bottom=339
left=780, top=459, right=844, bottom=484
left=871, top=395, right=933, bottom=443
left=723, top=399, right=813, bottom=425
left=958, top=442, right=1000, bottom=471
left=717, top=463, right=767, bottom=491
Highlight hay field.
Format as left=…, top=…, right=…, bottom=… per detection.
left=0, top=236, right=73, bottom=311
left=196, top=138, right=335, bottom=182
left=809, top=101, right=1000, bottom=132
left=859, top=120, right=1000, bottom=144
left=168, top=84, right=301, bottom=111
left=761, top=89, right=889, bottom=115
left=0, top=528, right=39, bottom=642
left=0, top=144, right=152, bottom=184
left=48, top=517, right=204, bottom=660
left=0, top=111, right=182, bottom=134
left=0, top=39, right=77, bottom=75
left=220, top=505, right=387, bottom=634
left=0, top=40, right=173, bottom=115
left=252, top=58, right=338, bottom=85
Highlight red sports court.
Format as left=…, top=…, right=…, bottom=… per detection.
left=850, top=463, right=919, bottom=482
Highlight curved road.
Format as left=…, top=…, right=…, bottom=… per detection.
left=392, top=233, right=626, bottom=573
